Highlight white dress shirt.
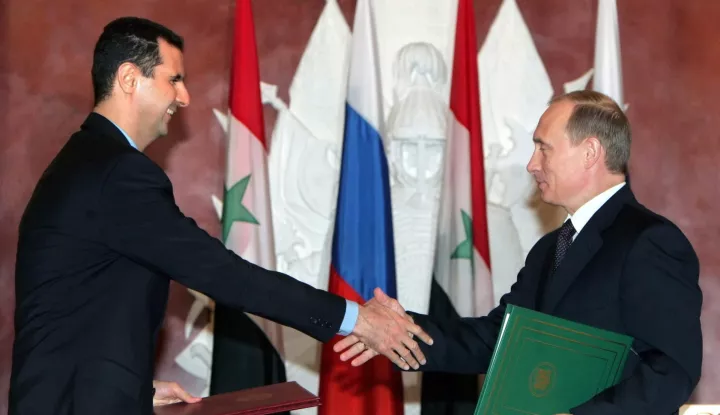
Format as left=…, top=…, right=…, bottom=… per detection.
left=568, top=182, right=626, bottom=241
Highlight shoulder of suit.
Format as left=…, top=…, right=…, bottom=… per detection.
left=610, top=200, right=696, bottom=256
left=614, top=200, right=678, bottom=236
left=61, top=129, right=163, bottom=178
left=105, top=151, right=168, bottom=182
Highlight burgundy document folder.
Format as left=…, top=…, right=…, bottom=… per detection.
left=153, top=381, right=321, bottom=415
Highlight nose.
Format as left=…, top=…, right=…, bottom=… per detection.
left=527, top=149, right=539, bottom=174
left=176, top=83, right=190, bottom=108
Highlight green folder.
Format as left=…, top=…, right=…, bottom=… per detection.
left=474, top=304, right=633, bottom=415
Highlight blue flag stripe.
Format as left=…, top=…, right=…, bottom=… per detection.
left=331, top=103, right=397, bottom=302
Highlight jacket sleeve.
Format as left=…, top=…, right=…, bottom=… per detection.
left=409, top=252, right=544, bottom=374
left=99, top=152, right=346, bottom=342
left=571, top=224, right=702, bottom=414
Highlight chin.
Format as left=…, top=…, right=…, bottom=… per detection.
left=538, top=190, right=556, bottom=206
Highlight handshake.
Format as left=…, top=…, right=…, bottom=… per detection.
left=338, top=287, right=434, bottom=371
left=153, top=288, right=433, bottom=407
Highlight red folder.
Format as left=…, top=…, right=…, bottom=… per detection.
left=153, top=381, right=321, bottom=415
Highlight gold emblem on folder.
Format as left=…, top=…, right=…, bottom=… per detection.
left=529, top=362, right=556, bottom=397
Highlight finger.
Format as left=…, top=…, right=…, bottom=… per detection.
left=171, top=383, right=201, bottom=403
left=351, top=349, right=379, bottom=367
left=401, top=335, right=426, bottom=366
left=340, top=341, right=367, bottom=362
left=397, top=347, right=421, bottom=370
left=389, top=337, right=420, bottom=370
left=404, top=321, right=434, bottom=346
left=333, top=335, right=360, bottom=353
left=386, top=317, right=425, bottom=368
left=377, top=344, right=410, bottom=370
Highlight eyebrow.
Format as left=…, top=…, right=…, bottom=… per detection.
left=533, top=137, right=549, bottom=146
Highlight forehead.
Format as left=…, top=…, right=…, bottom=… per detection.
left=535, top=100, right=575, bottom=138
left=157, top=38, right=184, bottom=72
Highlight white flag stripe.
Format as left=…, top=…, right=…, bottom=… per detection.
left=434, top=114, right=493, bottom=318
left=225, top=113, right=284, bottom=356
left=346, top=0, right=383, bottom=132
left=593, top=0, right=623, bottom=105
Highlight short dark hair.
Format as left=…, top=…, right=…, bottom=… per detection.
left=549, top=90, right=631, bottom=175
left=91, top=17, right=184, bottom=105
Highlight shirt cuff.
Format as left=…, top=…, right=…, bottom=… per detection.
left=338, top=300, right=359, bottom=336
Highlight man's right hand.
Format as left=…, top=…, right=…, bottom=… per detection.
left=346, top=288, right=433, bottom=370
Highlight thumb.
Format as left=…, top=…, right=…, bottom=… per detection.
left=173, top=383, right=201, bottom=403
left=374, top=287, right=407, bottom=316
left=374, top=287, right=390, bottom=305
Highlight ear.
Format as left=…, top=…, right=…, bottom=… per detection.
left=583, top=136, right=603, bottom=169
left=116, top=62, right=139, bottom=95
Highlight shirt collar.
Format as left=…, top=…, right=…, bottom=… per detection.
left=568, top=182, right=626, bottom=237
left=108, top=119, right=138, bottom=150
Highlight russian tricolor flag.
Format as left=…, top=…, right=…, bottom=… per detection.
left=318, top=0, right=404, bottom=413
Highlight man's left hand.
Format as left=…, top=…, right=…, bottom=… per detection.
left=152, top=380, right=202, bottom=406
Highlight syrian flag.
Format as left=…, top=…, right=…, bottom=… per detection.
left=210, top=0, right=286, bottom=395
left=421, top=0, right=494, bottom=413
left=317, top=0, right=404, bottom=413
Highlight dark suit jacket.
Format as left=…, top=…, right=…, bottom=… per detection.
left=411, top=185, right=702, bottom=414
left=9, top=113, right=346, bottom=415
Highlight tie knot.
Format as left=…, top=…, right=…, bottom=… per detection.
left=559, top=219, right=576, bottom=240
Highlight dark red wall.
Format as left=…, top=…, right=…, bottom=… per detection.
left=1, top=1, right=718, bottom=411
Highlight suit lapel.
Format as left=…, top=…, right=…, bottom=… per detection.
left=539, top=185, right=635, bottom=313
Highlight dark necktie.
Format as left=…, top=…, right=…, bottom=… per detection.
left=551, top=219, right=576, bottom=276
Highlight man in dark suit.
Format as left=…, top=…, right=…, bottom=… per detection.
left=9, top=17, right=432, bottom=415
left=336, top=90, right=703, bottom=414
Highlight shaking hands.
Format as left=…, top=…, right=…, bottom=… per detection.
left=339, top=287, right=433, bottom=370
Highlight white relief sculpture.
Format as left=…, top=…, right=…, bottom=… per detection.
left=373, top=0, right=456, bottom=119
left=388, top=41, right=448, bottom=319
left=387, top=41, right=449, bottom=415
left=479, top=0, right=565, bottom=305
left=173, top=287, right=214, bottom=397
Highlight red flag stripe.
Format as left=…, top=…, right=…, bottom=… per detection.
left=451, top=0, right=491, bottom=268
left=230, top=0, right=267, bottom=149
left=319, top=267, right=404, bottom=415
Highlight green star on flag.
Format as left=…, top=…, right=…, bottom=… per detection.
left=222, top=174, right=259, bottom=243
left=450, top=210, right=474, bottom=265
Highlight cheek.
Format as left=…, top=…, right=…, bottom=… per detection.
left=540, top=156, right=553, bottom=177
left=161, top=87, right=175, bottom=102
